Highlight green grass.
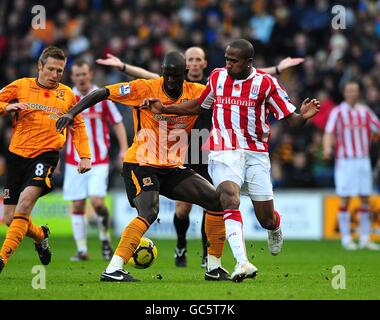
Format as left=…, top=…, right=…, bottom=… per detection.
left=0, top=237, right=379, bottom=300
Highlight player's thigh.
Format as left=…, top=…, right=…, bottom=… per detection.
left=88, top=164, right=109, bottom=198
left=162, top=169, right=222, bottom=212
left=27, top=151, right=59, bottom=197
left=208, top=150, right=245, bottom=189
left=63, top=164, right=88, bottom=200
left=335, top=159, right=360, bottom=196
left=3, top=152, right=29, bottom=206
left=245, top=151, right=273, bottom=201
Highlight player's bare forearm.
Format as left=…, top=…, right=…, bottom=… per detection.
left=163, top=99, right=201, bottom=115
left=56, top=88, right=110, bottom=132
left=70, top=88, right=109, bottom=117
left=141, top=98, right=201, bottom=115
left=285, top=98, right=320, bottom=128
left=285, top=113, right=308, bottom=128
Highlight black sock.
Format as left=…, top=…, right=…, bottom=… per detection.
left=174, top=214, right=189, bottom=249
left=201, top=211, right=208, bottom=258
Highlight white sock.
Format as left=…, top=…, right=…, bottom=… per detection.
left=105, top=255, right=125, bottom=273
left=224, top=210, right=248, bottom=264
left=207, top=255, right=221, bottom=271
left=338, top=211, right=352, bottom=245
left=97, top=216, right=110, bottom=242
left=359, top=210, right=371, bottom=245
left=71, top=213, right=87, bottom=253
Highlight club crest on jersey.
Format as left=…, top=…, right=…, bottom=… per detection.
left=3, top=189, right=10, bottom=199
left=56, top=90, right=65, bottom=100
left=250, top=85, right=259, bottom=97
left=142, top=177, right=154, bottom=187
left=119, top=84, right=130, bottom=96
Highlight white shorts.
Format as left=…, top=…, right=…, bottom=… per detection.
left=63, top=163, right=109, bottom=200
left=334, top=158, right=373, bottom=197
left=208, top=150, right=273, bottom=201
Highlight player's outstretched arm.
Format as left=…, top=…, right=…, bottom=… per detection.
left=140, top=98, right=202, bottom=115
left=260, top=57, right=304, bottom=75
left=56, top=88, right=110, bottom=132
left=96, top=53, right=159, bottom=80
left=284, top=98, right=320, bottom=128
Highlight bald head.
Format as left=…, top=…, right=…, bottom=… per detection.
left=185, top=47, right=206, bottom=60
left=228, top=39, right=254, bottom=60
left=162, top=51, right=186, bottom=71
left=184, top=47, right=207, bottom=81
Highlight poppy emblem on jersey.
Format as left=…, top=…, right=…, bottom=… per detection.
left=142, top=177, right=154, bottom=187
left=3, top=189, right=10, bottom=199
left=56, top=90, right=65, bottom=100
left=234, top=84, right=241, bottom=91
left=44, top=91, right=50, bottom=98
left=119, top=84, right=131, bottom=96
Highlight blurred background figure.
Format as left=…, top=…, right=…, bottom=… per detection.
left=323, top=80, right=380, bottom=251
left=64, top=59, right=127, bottom=261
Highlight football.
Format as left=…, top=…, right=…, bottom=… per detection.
left=128, top=237, right=158, bottom=269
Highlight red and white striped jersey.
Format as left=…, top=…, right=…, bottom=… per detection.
left=325, top=102, right=380, bottom=159
left=65, top=85, right=123, bottom=165
left=198, top=67, right=296, bottom=152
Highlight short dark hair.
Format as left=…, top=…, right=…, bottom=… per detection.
left=72, top=58, right=92, bottom=71
left=38, top=46, right=66, bottom=64
left=343, top=78, right=363, bottom=91
left=228, top=39, right=255, bottom=60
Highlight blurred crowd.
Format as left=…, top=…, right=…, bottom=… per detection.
left=1, top=0, right=380, bottom=191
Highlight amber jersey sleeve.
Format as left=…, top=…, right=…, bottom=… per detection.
left=106, top=77, right=205, bottom=167
left=0, top=78, right=90, bottom=159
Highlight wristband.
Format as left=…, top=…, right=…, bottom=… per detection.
left=275, top=66, right=280, bottom=75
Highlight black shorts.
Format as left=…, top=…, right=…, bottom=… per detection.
left=122, top=162, right=196, bottom=208
left=3, top=151, right=59, bottom=205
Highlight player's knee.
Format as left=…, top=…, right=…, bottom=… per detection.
left=219, top=192, right=240, bottom=210
left=90, top=198, right=105, bottom=211
left=93, top=203, right=108, bottom=216
left=72, top=200, right=85, bottom=213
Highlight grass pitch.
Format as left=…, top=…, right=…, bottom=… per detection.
left=0, top=237, right=379, bottom=300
